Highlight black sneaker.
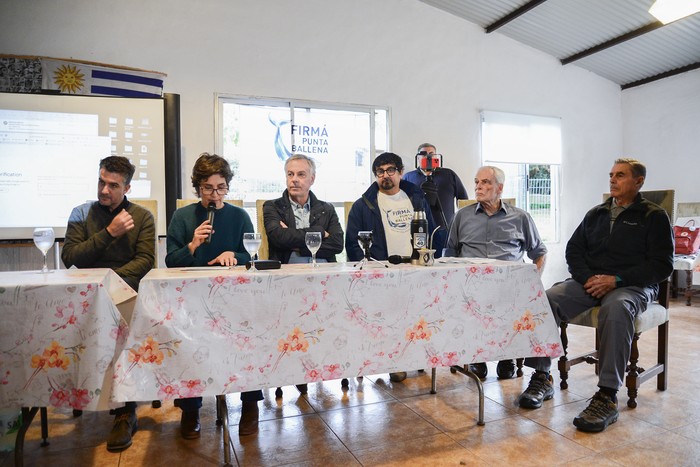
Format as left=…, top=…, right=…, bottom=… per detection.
left=389, top=372, right=407, bottom=382
left=496, top=359, right=516, bottom=379
left=573, top=391, right=619, bottom=432
left=468, top=362, right=488, bottom=379
left=518, top=372, right=554, bottom=409
left=106, top=411, right=137, bottom=452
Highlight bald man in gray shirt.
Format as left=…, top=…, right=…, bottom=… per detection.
left=443, top=165, right=547, bottom=379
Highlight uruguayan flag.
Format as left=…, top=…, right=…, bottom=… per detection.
left=41, top=58, right=165, bottom=97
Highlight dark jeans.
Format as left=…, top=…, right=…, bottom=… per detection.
left=175, top=390, right=264, bottom=411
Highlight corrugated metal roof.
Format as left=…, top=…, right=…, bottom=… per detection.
left=419, top=0, right=700, bottom=88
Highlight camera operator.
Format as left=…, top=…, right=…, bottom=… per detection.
left=403, top=143, right=468, bottom=230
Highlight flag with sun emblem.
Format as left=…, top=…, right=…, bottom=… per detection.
left=40, top=59, right=165, bottom=97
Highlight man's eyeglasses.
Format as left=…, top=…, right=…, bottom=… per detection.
left=200, top=186, right=229, bottom=195
left=375, top=167, right=398, bottom=177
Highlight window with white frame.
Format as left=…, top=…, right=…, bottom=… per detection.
left=216, top=95, right=388, bottom=218
left=480, top=110, right=561, bottom=243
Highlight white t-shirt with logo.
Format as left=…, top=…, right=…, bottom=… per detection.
left=377, top=190, right=413, bottom=257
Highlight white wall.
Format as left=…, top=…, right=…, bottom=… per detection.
left=1, top=0, right=630, bottom=286
left=622, top=69, right=700, bottom=204
left=622, top=69, right=700, bottom=285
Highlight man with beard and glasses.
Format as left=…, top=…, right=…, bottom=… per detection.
left=345, top=152, right=441, bottom=383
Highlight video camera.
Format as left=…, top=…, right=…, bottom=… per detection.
left=415, top=151, right=443, bottom=177
left=415, top=151, right=446, bottom=227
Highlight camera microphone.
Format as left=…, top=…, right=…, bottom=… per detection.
left=388, top=255, right=411, bottom=264
left=205, top=202, right=216, bottom=243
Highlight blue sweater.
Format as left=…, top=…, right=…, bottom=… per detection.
left=165, top=202, right=253, bottom=267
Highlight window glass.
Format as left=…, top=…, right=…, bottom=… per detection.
left=219, top=97, right=388, bottom=205
left=481, top=111, right=561, bottom=243
left=496, top=162, right=560, bottom=243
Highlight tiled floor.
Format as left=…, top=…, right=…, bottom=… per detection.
left=3, top=298, right=699, bottom=466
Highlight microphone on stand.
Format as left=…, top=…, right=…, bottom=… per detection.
left=205, top=202, right=216, bottom=243
left=388, top=255, right=411, bottom=264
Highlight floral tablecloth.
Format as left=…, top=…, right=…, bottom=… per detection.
left=0, top=269, right=135, bottom=411
left=111, top=260, right=562, bottom=403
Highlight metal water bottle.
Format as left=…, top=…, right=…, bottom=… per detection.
left=410, top=209, right=429, bottom=265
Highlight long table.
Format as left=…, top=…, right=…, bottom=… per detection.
left=0, top=268, right=135, bottom=411
left=0, top=268, right=135, bottom=466
left=112, top=260, right=562, bottom=402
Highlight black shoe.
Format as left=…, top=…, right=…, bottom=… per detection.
left=106, top=411, right=137, bottom=452
left=496, top=359, right=516, bottom=379
left=468, top=362, right=488, bottom=379
left=389, top=372, right=407, bottom=382
left=573, top=391, right=619, bottom=432
left=518, top=372, right=554, bottom=409
left=180, top=410, right=201, bottom=439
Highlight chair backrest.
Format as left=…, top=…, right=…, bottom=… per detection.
left=344, top=201, right=355, bottom=228
left=457, top=198, right=516, bottom=209
left=255, top=200, right=269, bottom=260
left=130, top=198, right=158, bottom=268
left=602, top=189, right=674, bottom=221
left=176, top=199, right=243, bottom=209
left=676, top=202, right=700, bottom=219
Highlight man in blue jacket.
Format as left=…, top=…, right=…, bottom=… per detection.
left=403, top=143, right=468, bottom=230
left=518, top=158, right=673, bottom=433
left=345, top=152, right=441, bottom=382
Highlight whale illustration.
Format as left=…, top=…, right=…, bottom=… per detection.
left=268, top=114, right=292, bottom=161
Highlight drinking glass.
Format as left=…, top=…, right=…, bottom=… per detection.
left=243, top=232, right=262, bottom=272
left=33, top=227, right=55, bottom=273
left=305, top=232, right=322, bottom=267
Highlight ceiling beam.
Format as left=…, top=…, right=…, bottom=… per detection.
left=561, top=21, right=664, bottom=65
left=621, top=61, right=700, bottom=90
left=485, top=0, right=548, bottom=33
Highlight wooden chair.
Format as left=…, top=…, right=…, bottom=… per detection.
left=130, top=199, right=158, bottom=268
left=457, top=197, right=516, bottom=209
left=255, top=200, right=269, bottom=260
left=344, top=201, right=354, bottom=228
left=558, top=189, right=673, bottom=408
left=673, top=202, right=700, bottom=305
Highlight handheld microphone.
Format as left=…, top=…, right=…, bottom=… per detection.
left=205, top=202, right=216, bottom=243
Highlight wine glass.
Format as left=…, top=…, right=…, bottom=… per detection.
left=305, top=232, right=322, bottom=268
left=243, top=232, right=262, bottom=272
left=33, top=227, right=55, bottom=273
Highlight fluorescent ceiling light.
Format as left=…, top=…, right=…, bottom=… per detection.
left=649, top=0, right=700, bottom=24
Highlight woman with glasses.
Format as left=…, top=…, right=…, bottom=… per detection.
left=165, top=152, right=263, bottom=437
left=166, top=152, right=252, bottom=268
